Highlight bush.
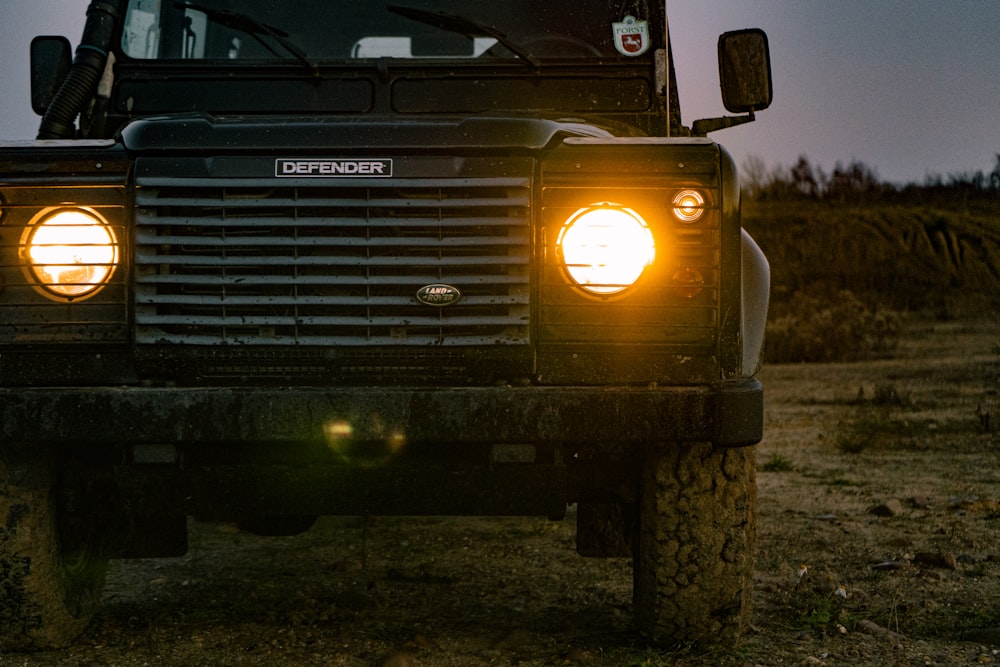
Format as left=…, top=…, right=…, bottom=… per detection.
left=765, top=290, right=900, bottom=363
left=761, top=454, right=794, bottom=472
left=834, top=407, right=892, bottom=454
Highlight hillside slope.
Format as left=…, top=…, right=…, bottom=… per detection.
left=743, top=200, right=1000, bottom=315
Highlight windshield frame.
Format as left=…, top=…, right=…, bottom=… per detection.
left=105, top=0, right=672, bottom=139
left=119, top=0, right=666, bottom=66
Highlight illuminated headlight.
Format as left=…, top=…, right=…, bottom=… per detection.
left=557, top=204, right=655, bottom=296
left=21, top=207, right=119, bottom=300
left=672, top=190, right=705, bottom=223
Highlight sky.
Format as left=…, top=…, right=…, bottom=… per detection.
left=1, top=1, right=998, bottom=186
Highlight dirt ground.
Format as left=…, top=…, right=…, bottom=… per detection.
left=5, top=316, right=999, bottom=667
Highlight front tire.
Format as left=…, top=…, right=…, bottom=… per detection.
left=1, top=448, right=107, bottom=651
left=633, top=442, right=756, bottom=646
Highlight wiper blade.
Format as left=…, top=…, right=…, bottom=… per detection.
left=387, top=4, right=540, bottom=68
left=173, top=2, right=315, bottom=69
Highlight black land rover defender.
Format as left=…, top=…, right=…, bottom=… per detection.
left=1, top=0, right=772, bottom=650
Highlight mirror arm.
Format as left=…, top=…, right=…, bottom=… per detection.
left=691, top=109, right=756, bottom=137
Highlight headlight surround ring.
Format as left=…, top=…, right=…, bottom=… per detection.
left=557, top=203, right=656, bottom=297
left=20, top=206, right=120, bottom=301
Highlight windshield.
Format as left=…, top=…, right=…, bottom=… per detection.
left=121, top=0, right=664, bottom=63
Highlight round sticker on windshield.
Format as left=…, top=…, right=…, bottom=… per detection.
left=613, top=16, right=650, bottom=57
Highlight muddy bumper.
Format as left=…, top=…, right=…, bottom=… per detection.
left=3, top=382, right=761, bottom=525
left=1, top=381, right=762, bottom=449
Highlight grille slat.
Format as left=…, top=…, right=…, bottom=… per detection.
left=135, top=254, right=527, bottom=267
left=139, top=195, right=530, bottom=209
left=139, top=314, right=525, bottom=327
left=137, top=294, right=528, bottom=306
left=135, top=216, right=527, bottom=229
left=134, top=172, right=532, bottom=346
left=135, top=230, right=527, bottom=248
left=136, top=176, right=531, bottom=190
left=134, top=331, right=518, bottom=347
left=135, top=274, right=528, bottom=286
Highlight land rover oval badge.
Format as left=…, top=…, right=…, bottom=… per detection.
left=416, top=284, right=462, bottom=307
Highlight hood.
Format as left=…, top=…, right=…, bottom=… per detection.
left=117, top=114, right=619, bottom=153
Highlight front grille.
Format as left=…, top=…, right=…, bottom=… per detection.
left=134, top=172, right=532, bottom=346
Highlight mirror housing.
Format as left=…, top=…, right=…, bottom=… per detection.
left=718, top=28, right=773, bottom=114
left=30, top=36, right=72, bottom=116
left=691, top=28, right=773, bottom=136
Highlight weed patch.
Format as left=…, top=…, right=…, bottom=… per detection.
left=958, top=604, right=1000, bottom=632
left=765, top=290, right=900, bottom=363
left=834, top=407, right=895, bottom=454
left=761, top=454, right=794, bottom=472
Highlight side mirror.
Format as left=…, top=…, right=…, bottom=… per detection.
left=30, top=36, right=72, bottom=116
left=718, top=29, right=773, bottom=114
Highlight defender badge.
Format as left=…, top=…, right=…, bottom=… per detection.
left=612, top=16, right=650, bottom=57
left=275, top=158, right=393, bottom=177
left=416, top=284, right=462, bottom=307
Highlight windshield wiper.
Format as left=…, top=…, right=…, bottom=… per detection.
left=173, top=2, right=315, bottom=69
left=387, top=4, right=540, bottom=68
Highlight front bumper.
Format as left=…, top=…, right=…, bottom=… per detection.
left=1, top=381, right=762, bottom=450
left=4, top=382, right=761, bottom=530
